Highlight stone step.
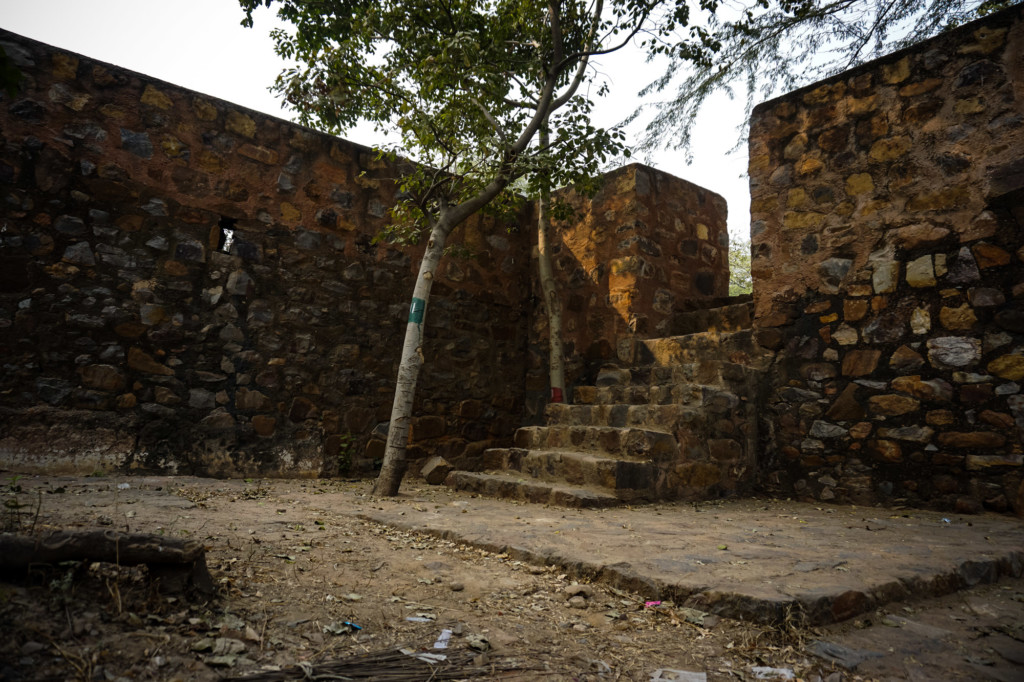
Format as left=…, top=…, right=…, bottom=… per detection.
left=670, top=300, right=754, bottom=336
left=517, top=449, right=657, bottom=493
left=545, top=402, right=703, bottom=430
left=570, top=383, right=748, bottom=414
left=639, top=329, right=769, bottom=369
left=514, top=424, right=678, bottom=459
left=444, top=470, right=622, bottom=508
left=479, top=446, right=528, bottom=471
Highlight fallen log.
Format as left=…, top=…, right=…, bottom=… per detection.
left=0, top=530, right=214, bottom=594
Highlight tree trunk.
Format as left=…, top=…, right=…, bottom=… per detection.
left=536, top=121, right=566, bottom=404
left=373, top=219, right=451, bottom=496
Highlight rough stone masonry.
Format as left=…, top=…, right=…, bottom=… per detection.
left=2, top=5, right=1022, bottom=515
left=0, top=29, right=727, bottom=479
left=749, top=5, right=1024, bottom=513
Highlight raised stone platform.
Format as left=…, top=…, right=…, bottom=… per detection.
left=359, top=488, right=1024, bottom=625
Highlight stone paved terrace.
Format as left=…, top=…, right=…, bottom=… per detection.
left=358, top=483, right=1024, bottom=625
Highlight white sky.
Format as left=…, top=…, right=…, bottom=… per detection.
left=0, top=0, right=752, bottom=240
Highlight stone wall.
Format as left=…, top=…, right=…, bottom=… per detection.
left=0, top=30, right=729, bottom=478
left=749, top=6, right=1024, bottom=512
left=526, top=164, right=729, bottom=418
left=0, top=29, right=531, bottom=477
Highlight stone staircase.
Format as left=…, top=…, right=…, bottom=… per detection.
left=445, top=297, right=774, bottom=507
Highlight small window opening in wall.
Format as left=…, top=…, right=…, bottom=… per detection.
left=218, top=216, right=237, bottom=254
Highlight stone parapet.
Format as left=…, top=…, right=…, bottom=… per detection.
left=748, top=5, right=1024, bottom=512
left=526, top=164, right=729, bottom=419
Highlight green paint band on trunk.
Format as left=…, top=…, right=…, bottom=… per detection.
left=408, top=297, right=426, bottom=324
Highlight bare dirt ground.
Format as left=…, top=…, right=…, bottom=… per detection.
left=1, top=474, right=1022, bottom=681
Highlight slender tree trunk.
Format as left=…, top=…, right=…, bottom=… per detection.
left=373, top=218, right=451, bottom=496
left=536, top=120, right=566, bottom=404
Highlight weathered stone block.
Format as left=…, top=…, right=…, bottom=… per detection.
left=868, top=136, right=911, bottom=161
left=988, top=353, right=1024, bottom=380
left=928, top=336, right=983, bottom=369
left=127, top=347, right=174, bottom=376
left=877, top=425, right=934, bottom=443
left=937, top=303, right=978, bottom=329
left=905, top=256, right=936, bottom=288
left=910, top=307, right=931, bottom=335
left=937, top=431, right=1007, bottom=448
left=889, top=345, right=925, bottom=372
left=868, top=439, right=902, bottom=462
left=872, top=261, right=898, bottom=293
left=225, top=110, right=256, bottom=138
left=868, top=394, right=920, bottom=416
left=236, top=388, right=272, bottom=412
left=79, top=365, right=126, bottom=392
left=140, top=85, right=173, bottom=109
left=809, top=420, right=847, bottom=439
left=842, top=350, right=881, bottom=376
left=420, top=456, right=453, bottom=485
left=966, top=453, right=1022, bottom=470
left=891, top=376, right=953, bottom=402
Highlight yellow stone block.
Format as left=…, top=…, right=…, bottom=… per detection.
left=845, top=173, right=874, bottom=196
left=803, top=82, right=845, bottom=105
left=196, top=151, right=225, bottom=173
left=141, top=85, right=173, bottom=110
left=988, top=353, right=1024, bottom=381
left=958, top=26, right=1007, bottom=55
left=845, top=95, right=878, bottom=116
left=192, top=97, right=218, bottom=121
left=749, top=152, right=771, bottom=173
left=161, top=135, right=189, bottom=159
left=939, top=304, right=977, bottom=330
left=898, top=78, right=944, bottom=97
left=835, top=201, right=854, bottom=217
left=99, top=104, right=127, bottom=121
left=751, top=195, right=779, bottom=214
left=280, top=202, right=301, bottom=224
left=52, top=53, right=79, bottom=80
left=868, top=136, right=911, bottom=162
left=796, top=156, right=824, bottom=176
left=782, top=211, right=825, bottom=230
left=954, top=98, right=985, bottom=115
left=819, top=313, right=839, bottom=324
left=696, top=223, right=709, bottom=240
left=847, top=284, right=873, bottom=297
left=786, top=188, right=808, bottom=208
left=881, top=57, right=910, bottom=84
left=238, top=143, right=280, bottom=165
left=226, top=111, right=257, bottom=138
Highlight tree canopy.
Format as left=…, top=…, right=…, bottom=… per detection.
left=239, top=1, right=702, bottom=232
left=634, top=0, right=1016, bottom=159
